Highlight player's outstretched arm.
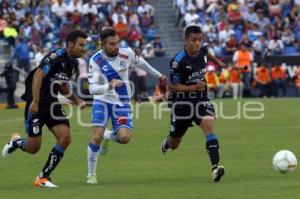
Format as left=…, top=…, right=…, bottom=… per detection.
left=133, top=53, right=168, bottom=85
left=133, top=55, right=162, bottom=78
left=30, top=68, right=47, bottom=114
left=207, top=52, right=226, bottom=68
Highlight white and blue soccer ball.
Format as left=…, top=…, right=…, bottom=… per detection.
left=272, top=150, right=297, bottom=174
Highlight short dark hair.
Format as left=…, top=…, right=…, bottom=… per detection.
left=66, top=29, right=88, bottom=47
left=100, top=27, right=117, bottom=41
left=184, top=25, right=202, bottom=39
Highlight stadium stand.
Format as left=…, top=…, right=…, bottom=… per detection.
left=0, top=0, right=300, bottom=107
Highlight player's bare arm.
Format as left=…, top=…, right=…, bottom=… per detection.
left=207, top=52, right=226, bottom=68
left=30, top=68, right=46, bottom=114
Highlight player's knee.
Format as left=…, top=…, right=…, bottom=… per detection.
left=59, top=135, right=71, bottom=148
left=27, top=145, right=41, bottom=154
left=118, top=134, right=131, bottom=144
left=92, top=133, right=103, bottom=145
left=200, top=119, right=214, bottom=132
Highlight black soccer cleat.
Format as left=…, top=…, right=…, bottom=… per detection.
left=212, top=166, right=225, bottom=182
left=160, top=138, right=169, bottom=155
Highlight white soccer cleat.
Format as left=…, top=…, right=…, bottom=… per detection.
left=34, top=177, right=58, bottom=188
left=212, top=166, right=225, bottom=182
left=160, top=138, right=169, bottom=155
left=2, top=133, right=22, bottom=158
left=100, top=129, right=112, bottom=155
left=86, top=175, right=98, bottom=184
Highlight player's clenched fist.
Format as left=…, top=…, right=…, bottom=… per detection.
left=193, top=81, right=206, bottom=91
left=109, top=79, right=124, bottom=89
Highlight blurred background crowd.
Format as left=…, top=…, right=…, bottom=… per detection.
left=0, top=0, right=300, bottom=108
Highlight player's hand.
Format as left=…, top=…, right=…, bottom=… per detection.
left=158, top=75, right=168, bottom=86
left=193, top=81, right=206, bottom=91
left=109, top=79, right=123, bottom=89
left=29, top=101, right=39, bottom=115
left=77, top=99, right=86, bottom=110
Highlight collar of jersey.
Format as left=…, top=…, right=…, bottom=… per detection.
left=101, top=50, right=117, bottom=61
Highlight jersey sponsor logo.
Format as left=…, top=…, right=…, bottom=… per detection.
left=54, top=72, right=69, bottom=80
left=33, top=126, right=40, bottom=135
left=118, top=53, right=129, bottom=59
left=102, top=65, right=108, bottom=72
left=187, top=68, right=207, bottom=83
left=185, top=65, right=192, bottom=70
left=120, top=60, right=126, bottom=68
left=172, top=61, right=178, bottom=69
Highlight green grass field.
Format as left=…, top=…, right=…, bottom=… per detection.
left=0, top=99, right=299, bottom=199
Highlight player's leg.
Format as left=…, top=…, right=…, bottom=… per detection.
left=197, top=101, right=224, bottom=182
left=86, top=100, right=109, bottom=184
left=33, top=123, right=70, bottom=188
left=103, top=103, right=133, bottom=144
left=33, top=104, right=70, bottom=188
left=161, top=104, right=192, bottom=154
left=2, top=103, right=44, bottom=157
left=87, top=126, right=105, bottom=184
left=161, top=121, right=190, bottom=154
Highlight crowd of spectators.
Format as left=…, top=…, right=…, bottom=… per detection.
left=175, top=0, right=300, bottom=57
left=0, top=0, right=166, bottom=71
left=175, top=0, right=300, bottom=98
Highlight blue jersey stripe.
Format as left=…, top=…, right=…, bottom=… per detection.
left=94, top=53, right=129, bottom=103
left=174, top=50, right=186, bottom=62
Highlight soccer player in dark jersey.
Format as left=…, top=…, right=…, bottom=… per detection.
left=161, top=25, right=226, bottom=182
left=2, top=30, right=87, bottom=188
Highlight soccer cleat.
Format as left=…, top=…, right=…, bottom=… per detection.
left=212, top=166, right=225, bottom=183
left=100, top=129, right=112, bottom=155
left=160, top=138, right=169, bottom=155
left=86, top=175, right=98, bottom=184
left=2, top=133, right=22, bottom=158
left=100, top=139, right=109, bottom=155
left=33, top=177, right=58, bottom=188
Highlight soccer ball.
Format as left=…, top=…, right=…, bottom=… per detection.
left=272, top=150, right=297, bottom=174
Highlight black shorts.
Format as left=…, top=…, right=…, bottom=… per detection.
left=24, top=102, right=70, bottom=137
left=169, top=101, right=215, bottom=138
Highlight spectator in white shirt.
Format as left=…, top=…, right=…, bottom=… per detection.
left=142, top=43, right=155, bottom=58
left=268, top=36, right=284, bottom=55
left=82, top=0, right=97, bottom=15
left=112, top=5, right=127, bottom=24
left=137, top=0, right=155, bottom=17
left=184, top=5, right=199, bottom=27
left=66, top=0, right=82, bottom=13
left=218, top=24, right=235, bottom=44
left=51, top=0, right=67, bottom=19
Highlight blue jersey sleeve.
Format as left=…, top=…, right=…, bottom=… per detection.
left=170, top=59, right=182, bottom=84
left=39, top=57, right=52, bottom=74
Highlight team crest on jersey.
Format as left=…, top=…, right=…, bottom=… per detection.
left=172, top=61, right=178, bottom=69
left=120, top=60, right=126, bottom=68
left=50, top=53, right=57, bottom=59
left=33, top=126, right=40, bottom=135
